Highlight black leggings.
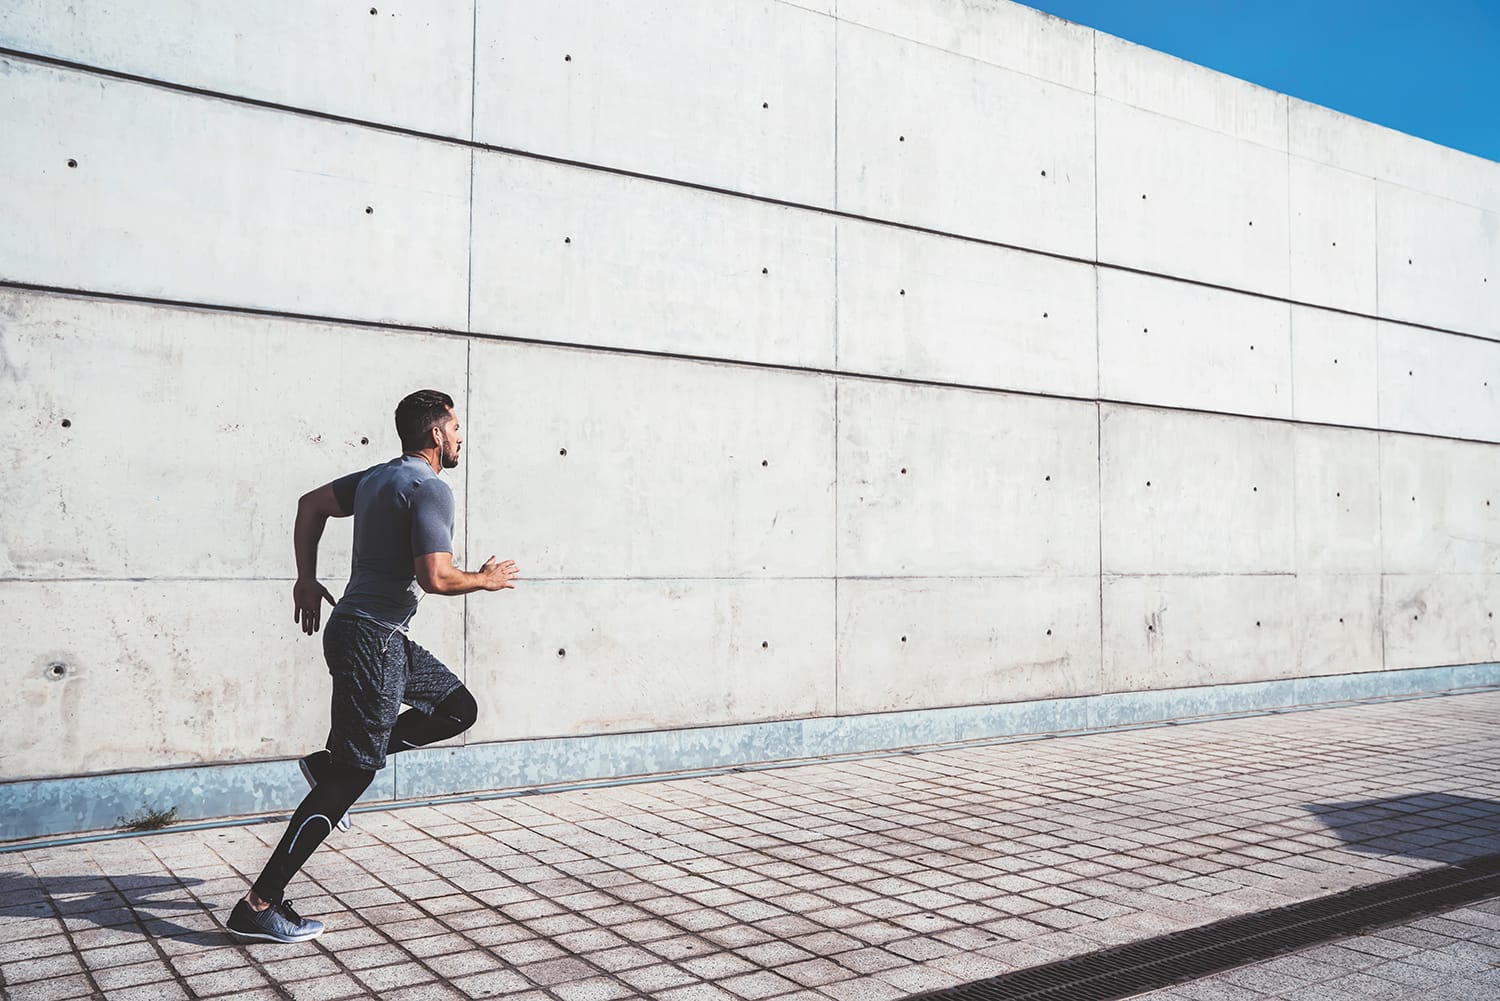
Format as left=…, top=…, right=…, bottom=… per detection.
left=252, top=685, right=477, bottom=903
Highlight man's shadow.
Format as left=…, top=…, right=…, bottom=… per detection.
left=1304, top=792, right=1500, bottom=863
left=1, top=868, right=224, bottom=946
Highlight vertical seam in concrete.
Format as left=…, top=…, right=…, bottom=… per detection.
left=463, top=0, right=479, bottom=747
left=1091, top=29, right=1099, bottom=266
left=833, top=378, right=841, bottom=717
left=1372, top=169, right=1387, bottom=671
left=832, top=9, right=841, bottom=717
left=1285, top=97, right=1300, bottom=660
left=1285, top=97, right=1295, bottom=426
left=1091, top=33, right=1113, bottom=716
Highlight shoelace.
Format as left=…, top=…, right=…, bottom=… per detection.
left=275, top=899, right=307, bottom=924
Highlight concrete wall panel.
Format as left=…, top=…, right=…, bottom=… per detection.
left=838, top=381, right=1099, bottom=577
left=0, top=291, right=468, bottom=581
left=0, top=2, right=474, bottom=137
left=1292, top=426, right=1382, bottom=574
left=1378, top=322, right=1500, bottom=442
left=835, top=0, right=1094, bottom=92
left=1097, top=99, right=1290, bottom=297
left=1096, top=33, right=1286, bottom=149
left=1375, top=184, right=1500, bottom=340
left=1101, top=574, right=1297, bottom=691
left=1294, top=574, right=1383, bottom=678
left=1, top=580, right=465, bottom=780
left=836, top=220, right=1096, bottom=397
left=1383, top=575, right=1500, bottom=670
left=837, top=24, right=1095, bottom=258
left=466, top=342, right=835, bottom=579
left=1097, top=270, right=1291, bottom=419
left=1289, top=158, right=1379, bottom=314
left=0, top=59, right=470, bottom=327
left=837, top=577, right=1101, bottom=714
left=469, top=153, right=836, bottom=368
left=1290, top=307, right=1379, bottom=428
left=1380, top=435, right=1500, bottom=575
left=465, top=580, right=835, bottom=742
left=1289, top=99, right=1500, bottom=214
left=473, top=0, right=835, bottom=204
left=1100, top=407, right=1293, bottom=575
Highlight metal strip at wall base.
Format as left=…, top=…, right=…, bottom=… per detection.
left=4, top=663, right=1498, bottom=843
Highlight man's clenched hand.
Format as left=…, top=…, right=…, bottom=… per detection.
left=293, top=579, right=337, bottom=634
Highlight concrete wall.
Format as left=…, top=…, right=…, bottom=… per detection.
left=2, top=0, right=1498, bottom=836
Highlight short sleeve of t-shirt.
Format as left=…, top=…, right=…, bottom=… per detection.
left=330, top=467, right=371, bottom=515
left=410, top=476, right=455, bottom=557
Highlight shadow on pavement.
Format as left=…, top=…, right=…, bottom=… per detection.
left=0, top=868, right=223, bottom=945
left=1305, top=793, right=1500, bottom=863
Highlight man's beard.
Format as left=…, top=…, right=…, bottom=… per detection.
left=441, top=441, right=460, bottom=468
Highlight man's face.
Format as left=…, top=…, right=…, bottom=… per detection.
left=436, top=408, right=463, bottom=469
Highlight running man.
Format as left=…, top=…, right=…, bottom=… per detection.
left=227, top=390, right=518, bottom=943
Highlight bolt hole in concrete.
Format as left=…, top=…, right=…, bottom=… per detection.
left=560, top=448, right=567, bottom=456
left=761, top=641, right=769, bottom=649
left=899, top=288, right=906, bottom=296
left=1043, top=312, right=1048, bottom=318
left=557, top=648, right=566, bottom=657
left=901, top=635, right=907, bottom=643
left=369, top=6, right=377, bottom=13
left=1339, top=617, right=1345, bottom=623
left=1146, top=480, right=1152, bottom=487
left=565, top=53, right=571, bottom=61
left=1041, top=169, right=1047, bottom=176
left=365, top=206, right=373, bottom=214
left=360, top=436, right=369, bottom=445
left=899, top=135, right=905, bottom=142
left=1046, top=629, right=1052, bottom=636
left=564, top=236, right=571, bottom=244
left=762, top=102, right=769, bottom=109
left=761, top=459, right=768, bottom=467
left=1045, top=475, right=1051, bottom=482
left=1256, top=621, right=1262, bottom=627
left=47, top=662, right=67, bottom=680
left=761, top=267, right=768, bottom=274
left=61, top=418, right=72, bottom=428
left=900, top=467, right=907, bottom=474
left=67, top=158, right=78, bottom=168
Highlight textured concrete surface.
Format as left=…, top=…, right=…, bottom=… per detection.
left=5, top=690, right=1500, bottom=999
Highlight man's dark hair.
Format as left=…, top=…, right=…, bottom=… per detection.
left=394, top=390, right=455, bottom=451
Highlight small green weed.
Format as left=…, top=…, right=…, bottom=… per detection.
left=117, top=805, right=178, bottom=831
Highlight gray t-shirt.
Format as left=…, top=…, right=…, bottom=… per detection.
left=327, top=454, right=455, bottom=630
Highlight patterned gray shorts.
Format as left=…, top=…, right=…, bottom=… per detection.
left=321, top=614, right=462, bottom=771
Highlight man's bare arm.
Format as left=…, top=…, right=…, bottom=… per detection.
left=293, top=483, right=350, bottom=635
left=414, top=553, right=519, bottom=596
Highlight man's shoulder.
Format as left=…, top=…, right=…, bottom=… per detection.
left=411, top=470, right=454, bottom=500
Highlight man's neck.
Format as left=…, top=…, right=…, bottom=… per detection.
left=402, top=450, right=441, bottom=475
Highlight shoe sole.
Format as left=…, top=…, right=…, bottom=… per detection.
left=298, top=757, right=352, bottom=832
left=226, top=924, right=323, bottom=943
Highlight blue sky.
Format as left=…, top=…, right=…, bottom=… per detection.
left=1022, top=0, right=1500, bottom=163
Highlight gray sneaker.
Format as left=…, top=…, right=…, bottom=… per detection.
left=299, top=752, right=352, bottom=832
left=226, top=898, right=324, bottom=943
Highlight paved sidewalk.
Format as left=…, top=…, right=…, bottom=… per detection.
left=4, top=689, right=1500, bottom=1001
left=1137, top=899, right=1500, bottom=1000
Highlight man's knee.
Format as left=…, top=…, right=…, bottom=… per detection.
left=437, top=686, right=478, bottom=734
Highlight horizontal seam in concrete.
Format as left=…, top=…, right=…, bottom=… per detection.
left=6, top=279, right=1497, bottom=452
left=1, top=48, right=1496, bottom=346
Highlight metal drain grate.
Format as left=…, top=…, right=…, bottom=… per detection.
left=910, top=852, right=1500, bottom=1001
